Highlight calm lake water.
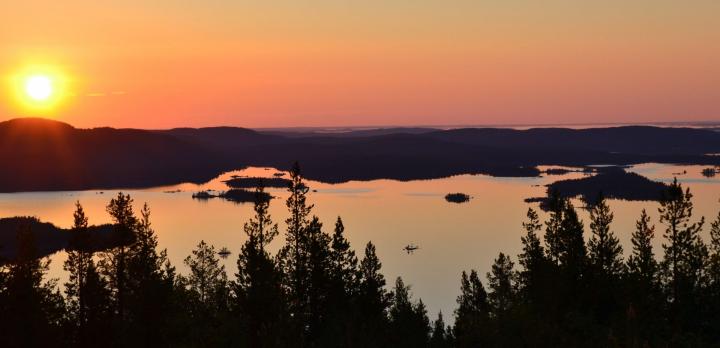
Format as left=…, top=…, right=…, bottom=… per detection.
left=1, top=163, right=719, bottom=320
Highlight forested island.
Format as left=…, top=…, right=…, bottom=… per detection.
left=2, top=163, right=720, bottom=347
left=527, top=167, right=670, bottom=209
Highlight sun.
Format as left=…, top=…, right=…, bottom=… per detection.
left=25, top=75, right=54, bottom=101
left=7, top=64, right=71, bottom=113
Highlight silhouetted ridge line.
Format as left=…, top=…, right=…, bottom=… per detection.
left=1, top=117, right=719, bottom=192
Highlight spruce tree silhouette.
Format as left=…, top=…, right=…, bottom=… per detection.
left=234, top=185, right=288, bottom=347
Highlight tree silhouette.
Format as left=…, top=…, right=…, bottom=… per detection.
left=64, top=202, right=111, bottom=347
left=625, top=209, right=663, bottom=347
left=453, top=270, right=490, bottom=347
left=99, top=192, right=137, bottom=329
left=588, top=194, right=624, bottom=278
left=277, top=162, right=314, bottom=345
left=180, top=240, right=231, bottom=346
left=487, top=252, right=517, bottom=318
left=356, top=241, right=391, bottom=347
left=518, top=208, right=546, bottom=297
left=430, top=311, right=451, bottom=348
left=0, top=224, right=65, bottom=347
left=388, top=277, right=430, bottom=348
left=659, top=178, right=707, bottom=336
left=234, top=186, right=288, bottom=347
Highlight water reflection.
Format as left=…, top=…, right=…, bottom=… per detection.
left=0, top=164, right=718, bottom=320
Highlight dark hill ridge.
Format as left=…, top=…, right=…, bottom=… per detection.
left=1, top=117, right=720, bottom=192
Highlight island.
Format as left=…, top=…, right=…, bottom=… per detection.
left=0, top=217, right=120, bottom=262
left=702, top=167, right=718, bottom=178
left=192, top=189, right=272, bottom=203
left=526, top=167, right=669, bottom=210
left=445, top=193, right=471, bottom=203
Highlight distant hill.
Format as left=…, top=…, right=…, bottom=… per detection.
left=1, top=117, right=719, bottom=192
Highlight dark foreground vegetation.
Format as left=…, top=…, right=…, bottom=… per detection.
left=2, top=163, right=720, bottom=347
left=3, top=117, right=720, bottom=192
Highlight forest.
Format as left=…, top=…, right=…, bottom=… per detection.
left=1, top=163, right=720, bottom=347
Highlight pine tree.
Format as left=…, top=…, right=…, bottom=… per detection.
left=518, top=208, right=546, bottom=300
left=487, top=252, right=517, bottom=318
left=99, top=192, right=138, bottom=325
left=544, top=190, right=565, bottom=265
left=627, top=209, right=658, bottom=285
left=304, top=216, right=333, bottom=344
left=235, top=186, right=288, bottom=347
left=659, top=178, right=708, bottom=333
left=329, top=216, right=359, bottom=292
left=557, top=200, right=587, bottom=282
left=588, top=194, right=624, bottom=278
left=277, top=162, right=314, bottom=344
left=430, top=311, right=451, bottom=348
left=321, top=216, right=360, bottom=346
left=0, top=224, right=65, bottom=347
left=453, top=270, right=490, bottom=347
left=126, top=203, right=173, bottom=345
left=356, top=241, right=391, bottom=347
left=708, top=210, right=720, bottom=289
left=181, top=240, right=231, bottom=346
left=183, top=240, right=228, bottom=306
left=388, top=277, right=431, bottom=348
left=64, top=202, right=111, bottom=347
left=625, top=209, right=662, bottom=347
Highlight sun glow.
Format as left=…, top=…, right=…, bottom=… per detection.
left=8, top=64, right=71, bottom=113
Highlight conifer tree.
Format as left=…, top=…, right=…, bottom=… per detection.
left=627, top=209, right=658, bottom=285
left=356, top=241, right=391, bottom=347
left=659, top=179, right=707, bottom=313
left=657, top=178, right=709, bottom=340
left=518, top=208, right=546, bottom=300
left=64, top=202, right=111, bottom=347
left=329, top=216, right=359, bottom=292
left=588, top=194, right=624, bottom=278
left=388, top=277, right=431, bottom=348
left=557, top=201, right=587, bottom=281
left=99, top=192, right=138, bottom=324
left=708, top=210, right=720, bottom=289
left=453, top=270, right=490, bottom=347
left=181, top=240, right=231, bottom=346
left=625, top=209, right=663, bottom=346
left=277, top=162, right=314, bottom=344
left=430, top=311, right=451, bottom=348
left=183, top=240, right=227, bottom=306
left=0, top=224, right=65, bottom=347
left=321, top=216, right=360, bottom=345
left=126, top=203, right=173, bottom=345
left=487, top=252, right=517, bottom=318
left=235, top=186, right=287, bottom=347
left=304, top=216, right=334, bottom=344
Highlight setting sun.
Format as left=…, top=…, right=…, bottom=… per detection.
left=25, top=75, right=53, bottom=101
left=7, top=64, right=71, bottom=113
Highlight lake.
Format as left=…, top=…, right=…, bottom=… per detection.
left=1, top=163, right=719, bottom=320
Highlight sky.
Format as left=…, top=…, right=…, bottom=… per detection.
left=1, top=0, right=719, bottom=129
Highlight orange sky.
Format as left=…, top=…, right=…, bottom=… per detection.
left=1, top=1, right=719, bottom=128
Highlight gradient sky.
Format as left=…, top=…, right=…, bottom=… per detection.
left=1, top=0, right=719, bottom=128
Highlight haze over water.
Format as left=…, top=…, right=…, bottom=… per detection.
left=1, top=163, right=718, bottom=319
